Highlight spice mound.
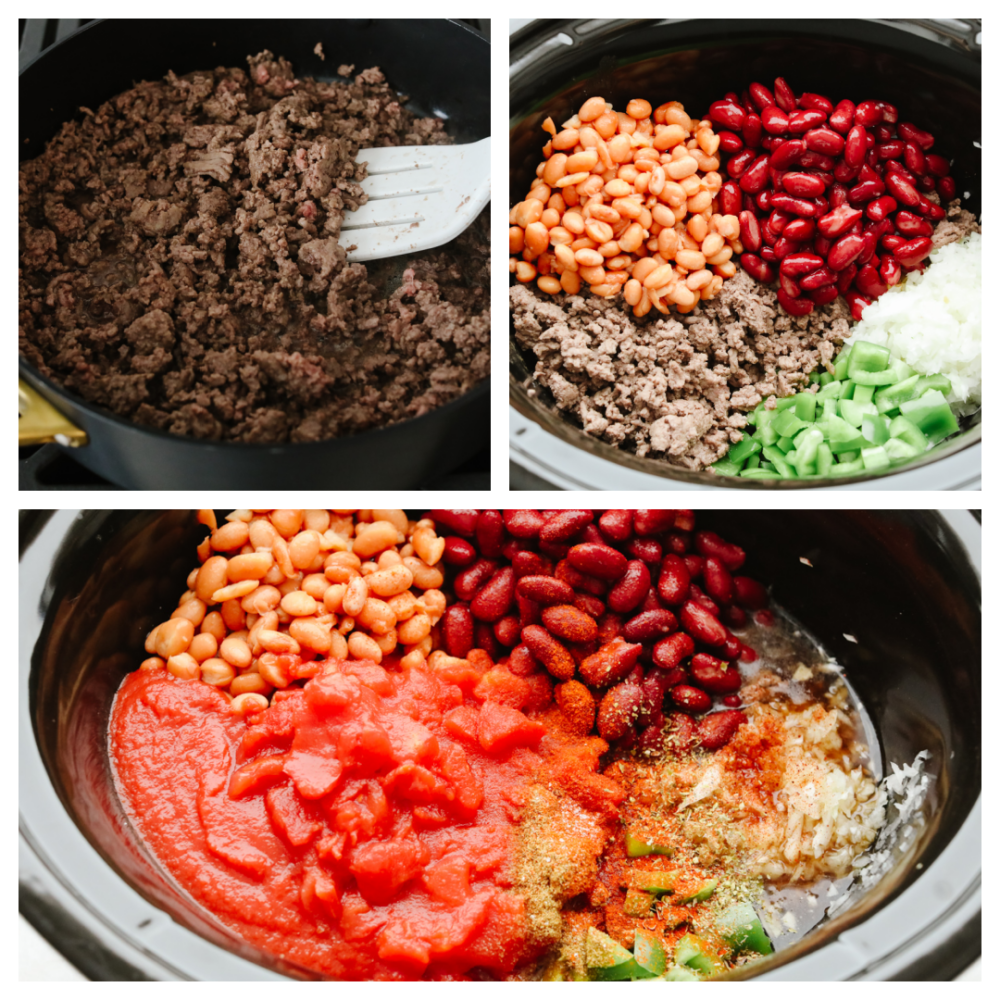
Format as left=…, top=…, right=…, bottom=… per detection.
left=19, top=55, right=489, bottom=443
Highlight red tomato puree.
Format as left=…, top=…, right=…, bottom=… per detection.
left=109, top=657, right=608, bottom=979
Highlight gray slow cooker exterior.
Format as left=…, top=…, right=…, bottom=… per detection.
left=19, top=510, right=981, bottom=980
left=508, top=19, right=981, bottom=491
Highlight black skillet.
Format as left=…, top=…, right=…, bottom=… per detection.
left=18, top=19, right=490, bottom=489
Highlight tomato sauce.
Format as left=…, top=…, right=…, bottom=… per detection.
left=109, top=657, right=606, bottom=980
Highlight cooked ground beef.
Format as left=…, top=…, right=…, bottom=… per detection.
left=19, top=53, right=489, bottom=443
left=510, top=205, right=975, bottom=470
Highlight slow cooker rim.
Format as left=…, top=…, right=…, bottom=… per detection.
left=18, top=509, right=982, bottom=981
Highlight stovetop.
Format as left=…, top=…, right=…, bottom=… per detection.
left=19, top=18, right=491, bottom=492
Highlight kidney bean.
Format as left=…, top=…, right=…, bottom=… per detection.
left=884, top=159, right=916, bottom=183
left=597, top=682, right=644, bottom=741
left=473, top=509, right=505, bottom=559
left=884, top=172, right=920, bottom=208
left=572, top=592, right=603, bottom=619
left=717, top=130, right=744, bottom=154
left=779, top=271, right=802, bottom=299
left=471, top=567, right=516, bottom=623
left=825, top=232, right=864, bottom=271
left=690, top=653, right=742, bottom=694
left=682, top=554, right=704, bottom=580
left=879, top=254, right=902, bottom=286
left=537, top=538, right=571, bottom=561
left=702, top=555, right=734, bottom=606
left=698, top=709, right=747, bottom=750
left=757, top=190, right=775, bottom=214
left=759, top=246, right=778, bottom=263
left=863, top=195, right=896, bottom=223
left=797, top=91, right=831, bottom=114
left=800, top=266, right=837, bottom=291
left=749, top=81, right=775, bottom=109
left=893, top=209, right=933, bottom=238
left=694, top=531, right=746, bottom=571
left=441, top=603, right=475, bottom=658
left=568, top=542, right=628, bottom=581
left=689, top=584, right=721, bottom=619
left=900, top=141, right=926, bottom=176
left=653, top=632, right=696, bottom=671
left=843, top=125, right=868, bottom=168
left=743, top=112, right=763, bottom=148
left=769, top=192, right=820, bottom=217
left=555, top=560, right=605, bottom=597
left=540, top=510, right=594, bottom=545
left=731, top=577, right=766, bottom=611
left=454, top=559, right=497, bottom=601
left=782, top=172, right=825, bottom=198
left=845, top=289, right=872, bottom=321
left=580, top=637, right=643, bottom=688
left=503, top=509, right=543, bottom=539
left=665, top=530, right=690, bottom=556
left=854, top=262, right=887, bottom=300
left=599, top=509, right=633, bottom=543
left=578, top=524, right=606, bottom=547
left=851, top=100, right=882, bottom=128
left=936, top=176, right=956, bottom=203
left=827, top=99, right=855, bottom=134
left=679, top=601, right=727, bottom=647
left=738, top=155, right=771, bottom=194
left=781, top=218, right=815, bottom=242
left=541, top=604, right=599, bottom=644
left=779, top=252, right=824, bottom=278
left=512, top=551, right=551, bottom=580
left=722, top=604, right=747, bottom=628
left=522, top=625, right=575, bottom=680
left=834, top=159, right=860, bottom=184
left=720, top=179, right=743, bottom=216
left=848, top=178, right=886, bottom=205
left=894, top=236, right=933, bottom=268
left=801, top=128, right=844, bottom=159
left=621, top=608, right=677, bottom=644
left=922, top=153, right=949, bottom=177
left=516, top=593, right=542, bottom=628
left=657, top=554, right=691, bottom=606
left=723, top=634, right=744, bottom=661
left=896, top=121, right=934, bottom=150
left=875, top=141, right=906, bottom=164
left=739, top=210, right=762, bottom=252
left=508, top=643, right=539, bottom=677
left=639, top=589, right=665, bottom=616
left=788, top=109, right=827, bottom=134
left=443, top=536, right=477, bottom=566
left=633, top=510, right=676, bottom=536
left=494, top=614, right=521, bottom=647
left=916, top=173, right=935, bottom=192
left=727, top=148, right=758, bottom=180
left=619, top=540, right=660, bottom=570
left=772, top=76, right=797, bottom=112
left=881, top=233, right=907, bottom=253
left=815, top=204, right=862, bottom=238
left=672, top=685, right=712, bottom=714
left=808, top=285, right=840, bottom=306
left=919, top=196, right=947, bottom=220
left=607, top=560, right=651, bottom=614
left=768, top=138, right=805, bottom=171
left=430, top=509, right=479, bottom=537
left=708, top=99, right=746, bottom=131
left=740, top=644, right=758, bottom=663
left=597, top=611, right=624, bottom=646
left=761, top=105, right=790, bottom=133
left=740, top=253, right=776, bottom=284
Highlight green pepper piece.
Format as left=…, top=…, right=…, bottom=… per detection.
left=861, top=413, right=890, bottom=446
left=625, top=831, right=674, bottom=858
left=711, top=457, right=743, bottom=477
left=662, top=967, right=701, bottom=981
left=773, top=396, right=799, bottom=412
left=792, top=427, right=823, bottom=471
left=852, top=383, right=875, bottom=404
left=827, top=458, right=865, bottom=477
left=839, top=398, right=876, bottom=428
left=757, top=413, right=779, bottom=447
left=740, top=469, right=782, bottom=479
left=776, top=435, right=796, bottom=454
left=816, top=379, right=844, bottom=401
left=675, top=878, right=717, bottom=904
left=717, top=902, right=773, bottom=956
left=675, top=934, right=725, bottom=978
left=793, top=393, right=817, bottom=422
left=888, top=415, right=929, bottom=451
left=818, top=371, right=834, bottom=386
left=914, top=373, right=953, bottom=397
left=899, top=390, right=959, bottom=443
left=727, top=435, right=760, bottom=464
left=745, top=452, right=761, bottom=469
left=628, top=870, right=679, bottom=894
left=633, top=930, right=667, bottom=978
left=760, top=461, right=775, bottom=472
left=623, top=889, right=655, bottom=918
left=761, top=445, right=794, bottom=478
left=586, top=927, right=641, bottom=981
left=884, top=437, right=922, bottom=464
left=772, top=409, right=807, bottom=438
left=874, top=373, right=921, bottom=412
left=847, top=340, right=890, bottom=376
left=861, top=445, right=890, bottom=471
left=808, top=369, right=822, bottom=385
left=836, top=449, right=860, bottom=463
left=833, top=345, right=853, bottom=380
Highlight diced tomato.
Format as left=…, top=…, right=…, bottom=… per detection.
left=473, top=667, right=531, bottom=709
left=350, top=837, right=431, bottom=905
left=477, top=702, right=546, bottom=755
left=265, top=783, right=323, bottom=846
left=228, top=753, right=287, bottom=799
left=422, top=854, right=472, bottom=905
left=443, top=705, right=480, bottom=744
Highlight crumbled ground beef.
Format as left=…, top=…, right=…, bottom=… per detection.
left=510, top=208, right=969, bottom=470
left=19, top=53, right=489, bottom=443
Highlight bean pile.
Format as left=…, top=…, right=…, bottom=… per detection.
left=142, top=509, right=448, bottom=715
left=708, top=77, right=955, bottom=320
left=509, top=97, right=742, bottom=316
left=433, top=509, right=771, bottom=753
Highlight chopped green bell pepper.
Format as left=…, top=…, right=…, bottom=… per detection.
left=633, top=930, right=667, bottom=978
left=717, top=901, right=773, bottom=957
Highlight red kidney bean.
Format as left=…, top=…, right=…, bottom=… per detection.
left=580, top=637, right=643, bottom=688
left=720, top=179, right=743, bottom=216
left=897, top=121, right=934, bottom=150
left=761, top=105, right=790, bottom=133
left=895, top=210, right=934, bottom=238
left=516, top=575, right=574, bottom=606
left=722, top=604, right=747, bottom=628
left=925, top=154, right=950, bottom=178
left=702, top=556, right=734, bottom=606
left=760, top=220, right=779, bottom=246
left=567, top=542, right=628, bottom=581
left=782, top=172, right=826, bottom=198
left=738, top=210, right=762, bottom=252
left=471, top=566, right=515, bottom=622
left=769, top=138, right=806, bottom=171
left=874, top=123, right=895, bottom=142
left=689, top=584, right=720, bottom=619
left=708, top=100, right=746, bottom=131
left=626, top=537, right=663, bottom=565
left=475, top=623, right=501, bottom=661
left=522, top=625, right=575, bottom=680
left=799, top=266, right=837, bottom=291
left=788, top=109, right=827, bottom=133
left=597, top=683, right=644, bottom=742
left=864, top=195, right=897, bottom=222
left=717, top=129, right=744, bottom=154
left=739, top=154, right=771, bottom=194
left=430, top=509, right=479, bottom=537
left=503, top=509, right=543, bottom=539
left=679, top=600, right=727, bottom=647
left=508, top=644, right=539, bottom=677
left=608, top=560, right=651, bottom=614
left=884, top=159, right=917, bottom=184
left=816, top=204, right=862, bottom=238
left=697, top=709, right=746, bottom=749
left=857, top=230, right=877, bottom=266
left=937, top=176, right=957, bottom=202
left=632, top=510, right=675, bottom=536
left=777, top=288, right=814, bottom=316
left=845, top=289, right=872, bottom=321
left=474, top=509, right=505, bottom=559
left=917, top=173, right=937, bottom=192
left=541, top=604, right=598, bottom=643
left=578, top=524, right=605, bottom=546
left=694, top=531, right=746, bottom=571
left=881, top=233, right=907, bottom=253
left=834, top=158, right=860, bottom=184
left=919, top=197, right=947, bottom=220
left=441, top=603, right=475, bottom=658
left=512, top=551, right=551, bottom=580
left=756, top=189, right=775, bottom=213
left=733, top=575, right=767, bottom=609
left=657, top=554, right=691, bottom=606
left=443, top=536, right=477, bottom=566
left=653, top=632, right=696, bottom=671
left=722, top=694, right=742, bottom=708
left=727, top=147, right=758, bottom=180
left=516, top=593, right=542, bottom=629
left=740, top=644, right=758, bottom=663
left=803, top=127, right=844, bottom=156
left=894, top=236, right=933, bottom=268
left=749, top=81, right=776, bottom=109
left=781, top=218, right=815, bottom=242
left=779, top=251, right=824, bottom=277
left=555, top=559, right=605, bottom=598
left=743, top=112, right=763, bottom=148
left=538, top=539, right=571, bottom=562
left=773, top=76, right=797, bottom=112
left=740, top=253, right=776, bottom=284
left=902, top=141, right=927, bottom=176
left=878, top=100, right=899, bottom=123
left=493, top=614, right=521, bottom=647
left=844, top=125, right=868, bottom=168
left=880, top=254, right=902, bottom=286
left=854, top=100, right=883, bottom=128
left=637, top=668, right=672, bottom=723
left=682, top=554, right=704, bottom=580
left=672, top=685, right=711, bottom=714
left=827, top=232, right=865, bottom=271
left=828, top=99, right=855, bottom=134
left=540, top=510, right=593, bottom=544
left=596, top=611, right=624, bottom=646
left=847, top=176, right=885, bottom=203
left=779, top=271, right=802, bottom=299
left=799, top=92, right=833, bottom=114
left=621, top=608, right=678, bottom=643
left=690, top=653, right=742, bottom=694
left=598, top=509, right=633, bottom=543
left=665, top=530, right=690, bottom=555
left=885, top=172, right=920, bottom=207
left=574, top=593, right=605, bottom=619
left=454, top=558, right=498, bottom=601
left=769, top=192, right=820, bottom=216
left=855, top=262, right=888, bottom=299
left=808, top=285, right=839, bottom=306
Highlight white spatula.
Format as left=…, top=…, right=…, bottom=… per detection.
left=342, top=136, right=490, bottom=262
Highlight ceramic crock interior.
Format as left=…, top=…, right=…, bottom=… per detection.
left=509, top=20, right=982, bottom=487
left=28, top=509, right=981, bottom=978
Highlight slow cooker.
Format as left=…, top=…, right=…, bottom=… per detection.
left=509, top=19, right=981, bottom=490
left=19, top=509, right=980, bottom=979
